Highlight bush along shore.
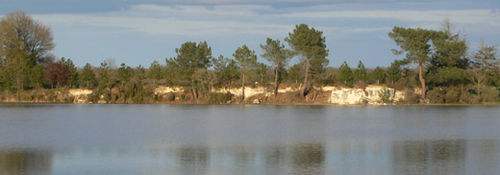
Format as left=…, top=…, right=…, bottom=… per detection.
left=0, top=12, right=499, bottom=105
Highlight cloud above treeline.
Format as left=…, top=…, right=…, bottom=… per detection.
left=31, top=4, right=500, bottom=38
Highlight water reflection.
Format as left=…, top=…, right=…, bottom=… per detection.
left=291, top=143, right=325, bottom=175
left=0, top=150, right=52, bottom=175
left=0, top=139, right=499, bottom=175
left=1, top=105, right=500, bottom=175
left=176, top=146, right=209, bottom=175
left=392, top=139, right=466, bottom=175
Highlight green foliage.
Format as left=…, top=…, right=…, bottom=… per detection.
left=234, top=45, right=257, bottom=74
left=260, top=38, right=291, bottom=70
left=337, top=61, right=353, bottom=87
left=370, top=67, right=386, bottom=84
left=0, top=12, right=54, bottom=93
left=285, top=24, right=328, bottom=62
left=427, top=86, right=465, bottom=104
left=118, top=63, right=134, bottom=83
left=386, top=60, right=402, bottom=85
left=378, top=88, right=392, bottom=103
left=97, top=60, right=114, bottom=90
left=167, top=41, right=212, bottom=100
left=167, top=93, right=175, bottom=102
left=148, top=60, right=163, bottom=80
left=353, top=61, right=367, bottom=83
left=260, top=38, right=291, bottom=95
left=389, top=27, right=438, bottom=65
left=430, top=67, right=469, bottom=86
left=318, top=67, right=336, bottom=85
left=233, top=45, right=258, bottom=98
left=79, top=63, right=97, bottom=88
left=30, top=64, right=45, bottom=88
left=207, top=92, right=233, bottom=104
left=481, top=86, right=499, bottom=102
left=212, top=55, right=239, bottom=88
left=59, top=57, right=79, bottom=88
left=431, top=21, right=468, bottom=69
left=285, top=63, right=304, bottom=84
left=285, top=24, right=329, bottom=96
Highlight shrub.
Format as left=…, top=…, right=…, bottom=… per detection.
left=427, top=88, right=445, bottom=104
left=207, top=92, right=233, bottom=104
left=378, top=88, right=392, bottom=103
left=167, top=93, right=176, bottom=102
left=402, top=89, right=420, bottom=104
left=481, top=86, right=499, bottom=102
left=444, top=87, right=461, bottom=103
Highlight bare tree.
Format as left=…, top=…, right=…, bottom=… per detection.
left=0, top=11, right=54, bottom=97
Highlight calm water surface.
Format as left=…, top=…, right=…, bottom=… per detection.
left=0, top=104, right=499, bottom=175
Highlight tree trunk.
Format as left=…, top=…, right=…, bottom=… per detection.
left=274, top=65, right=279, bottom=97
left=16, top=76, right=22, bottom=100
left=241, top=73, right=246, bottom=101
left=301, top=58, right=310, bottom=98
left=191, top=88, right=198, bottom=101
left=418, top=62, right=426, bottom=100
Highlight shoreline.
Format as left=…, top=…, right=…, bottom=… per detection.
left=1, top=101, right=499, bottom=106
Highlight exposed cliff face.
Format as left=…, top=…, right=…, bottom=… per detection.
left=212, top=87, right=270, bottom=98
left=329, top=85, right=405, bottom=105
left=2, top=86, right=405, bottom=105
left=153, top=86, right=184, bottom=95
left=69, top=89, right=93, bottom=103
left=153, top=85, right=405, bottom=105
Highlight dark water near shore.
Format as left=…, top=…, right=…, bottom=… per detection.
left=0, top=104, right=499, bottom=175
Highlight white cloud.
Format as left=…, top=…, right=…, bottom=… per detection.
left=32, top=4, right=500, bottom=37
left=280, top=8, right=500, bottom=25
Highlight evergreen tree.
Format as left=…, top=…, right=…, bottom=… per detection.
left=338, top=61, right=353, bottom=87
left=148, top=60, right=163, bottom=80
left=260, top=38, right=292, bottom=97
left=285, top=24, right=329, bottom=97
left=233, top=45, right=257, bottom=100
left=79, top=63, right=97, bottom=88
left=59, top=57, right=79, bottom=88
left=353, top=61, right=367, bottom=84
left=212, top=55, right=239, bottom=88
left=386, top=60, right=402, bottom=85
left=371, top=67, right=386, bottom=85
left=389, top=27, right=438, bottom=99
left=166, top=41, right=212, bottom=100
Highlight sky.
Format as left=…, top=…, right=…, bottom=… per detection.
left=1, top=0, right=499, bottom=68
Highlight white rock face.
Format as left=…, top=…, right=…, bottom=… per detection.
left=212, top=86, right=269, bottom=98
left=153, top=85, right=406, bottom=104
left=69, top=89, right=92, bottom=96
left=69, top=89, right=93, bottom=104
left=154, top=86, right=184, bottom=95
left=329, top=85, right=404, bottom=105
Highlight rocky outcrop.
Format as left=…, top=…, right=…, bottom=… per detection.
left=69, top=89, right=93, bottom=103
left=154, top=86, right=184, bottom=95
left=153, top=85, right=405, bottom=105
left=212, top=86, right=269, bottom=98
left=329, top=85, right=405, bottom=105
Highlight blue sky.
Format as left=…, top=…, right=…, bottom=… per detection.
left=1, top=0, right=499, bottom=68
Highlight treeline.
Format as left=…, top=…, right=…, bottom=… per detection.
left=0, top=12, right=499, bottom=104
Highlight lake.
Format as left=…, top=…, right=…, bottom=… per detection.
left=0, top=104, right=499, bottom=175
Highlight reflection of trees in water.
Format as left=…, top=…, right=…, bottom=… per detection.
left=0, top=150, right=52, bottom=175
left=233, top=146, right=257, bottom=175
left=173, top=143, right=326, bottom=175
left=465, top=139, right=499, bottom=175
left=392, top=139, right=466, bottom=175
left=176, top=146, right=209, bottom=175
left=290, top=143, right=325, bottom=175
left=264, top=145, right=286, bottom=175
